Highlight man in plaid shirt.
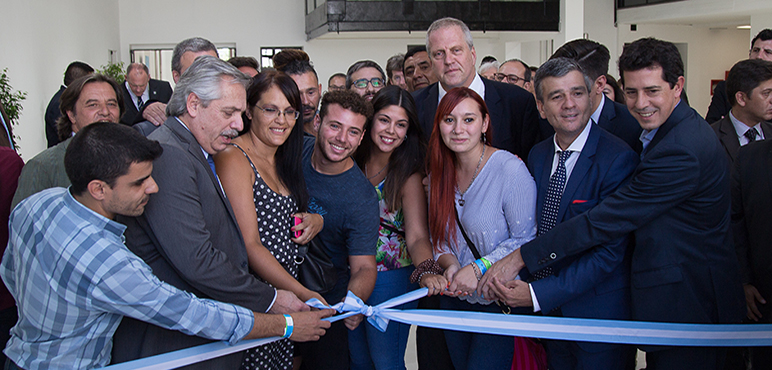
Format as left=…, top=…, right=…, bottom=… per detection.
left=0, top=123, right=331, bottom=370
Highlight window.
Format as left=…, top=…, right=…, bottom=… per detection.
left=130, top=44, right=237, bottom=83
left=260, top=47, right=303, bottom=69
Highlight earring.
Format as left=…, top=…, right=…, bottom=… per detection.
left=481, top=133, right=488, bottom=144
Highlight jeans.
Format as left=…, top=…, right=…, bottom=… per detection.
left=349, top=266, right=417, bottom=370
left=440, top=296, right=515, bottom=370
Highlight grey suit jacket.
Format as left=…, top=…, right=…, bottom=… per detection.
left=711, top=115, right=772, bottom=164
left=112, top=117, right=275, bottom=368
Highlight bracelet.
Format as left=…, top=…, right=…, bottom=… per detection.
left=474, top=259, right=487, bottom=276
left=480, top=257, right=492, bottom=270
left=410, top=258, right=445, bottom=283
left=417, top=271, right=436, bottom=285
left=471, top=262, right=482, bottom=281
left=282, top=314, right=294, bottom=339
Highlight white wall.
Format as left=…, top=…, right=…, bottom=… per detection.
left=8, top=0, right=771, bottom=160
left=617, top=24, right=750, bottom=116
left=0, top=0, right=120, bottom=160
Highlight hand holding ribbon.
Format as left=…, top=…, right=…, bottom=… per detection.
left=306, top=288, right=430, bottom=332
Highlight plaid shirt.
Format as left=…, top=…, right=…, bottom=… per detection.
left=0, top=188, right=254, bottom=370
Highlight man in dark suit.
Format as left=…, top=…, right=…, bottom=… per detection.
left=720, top=58, right=772, bottom=370
left=112, top=56, right=319, bottom=369
left=44, top=61, right=93, bottom=147
left=706, top=29, right=772, bottom=123
left=120, top=63, right=172, bottom=125
left=731, top=138, right=772, bottom=369
left=412, top=17, right=540, bottom=161
left=483, top=37, right=745, bottom=370
left=550, top=39, right=643, bottom=153
left=711, top=59, right=772, bottom=165
left=493, top=57, right=638, bottom=370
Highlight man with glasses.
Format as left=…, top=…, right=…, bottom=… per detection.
left=413, top=17, right=540, bottom=161
left=346, top=60, right=386, bottom=102
left=328, top=73, right=347, bottom=93
left=496, top=59, right=533, bottom=94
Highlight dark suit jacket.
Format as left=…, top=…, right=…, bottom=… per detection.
left=413, top=78, right=540, bottom=161
left=520, top=102, right=745, bottom=329
left=120, top=79, right=173, bottom=125
left=711, top=115, right=772, bottom=164
left=731, top=139, right=772, bottom=322
left=45, top=86, right=65, bottom=147
left=706, top=80, right=730, bottom=124
left=528, top=124, right=638, bottom=352
left=597, top=95, right=643, bottom=154
left=112, top=117, right=275, bottom=368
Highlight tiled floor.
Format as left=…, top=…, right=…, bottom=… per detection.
left=403, top=325, right=647, bottom=370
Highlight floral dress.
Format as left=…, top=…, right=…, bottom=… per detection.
left=375, top=180, right=412, bottom=271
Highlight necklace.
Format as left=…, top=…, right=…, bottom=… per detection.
left=458, top=145, right=486, bottom=206
left=366, top=163, right=388, bottom=180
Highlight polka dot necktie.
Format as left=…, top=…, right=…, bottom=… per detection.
left=744, top=128, right=758, bottom=143
left=531, top=150, right=573, bottom=281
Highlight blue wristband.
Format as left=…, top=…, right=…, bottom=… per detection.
left=282, top=314, right=294, bottom=339
left=474, top=259, right=487, bottom=276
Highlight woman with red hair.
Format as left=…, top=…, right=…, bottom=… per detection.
left=427, top=87, right=537, bottom=370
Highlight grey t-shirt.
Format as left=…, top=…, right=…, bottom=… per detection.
left=302, top=137, right=379, bottom=302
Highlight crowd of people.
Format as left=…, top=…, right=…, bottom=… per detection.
left=0, top=15, right=771, bottom=370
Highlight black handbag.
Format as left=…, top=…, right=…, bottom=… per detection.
left=295, top=238, right=337, bottom=294
left=454, top=206, right=511, bottom=314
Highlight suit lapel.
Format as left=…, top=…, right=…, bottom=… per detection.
left=534, top=146, right=553, bottom=227
left=483, top=79, right=504, bottom=144
left=167, top=118, right=230, bottom=203
left=760, top=121, right=772, bottom=140
left=644, top=101, right=689, bottom=156
left=766, top=144, right=772, bottom=198
left=717, top=117, right=741, bottom=162
left=558, top=123, right=598, bottom=221
left=598, top=96, right=616, bottom=134
left=421, top=85, right=439, bottom=136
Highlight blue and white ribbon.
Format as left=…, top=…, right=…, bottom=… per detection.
left=105, top=288, right=772, bottom=369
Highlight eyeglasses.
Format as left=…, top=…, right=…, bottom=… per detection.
left=495, top=73, right=529, bottom=85
left=255, top=105, right=300, bottom=120
left=352, top=78, right=385, bottom=89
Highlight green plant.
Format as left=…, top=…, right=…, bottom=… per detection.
left=0, top=68, right=27, bottom=147
left=97, top=61, right=126, bottom=84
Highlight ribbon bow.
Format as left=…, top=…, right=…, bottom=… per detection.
left=306, top=288, right=429, bottom=332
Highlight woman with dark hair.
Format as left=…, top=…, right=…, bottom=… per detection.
left=214, top=70, right=325, bottom=370
left=604, top=74, right=626, bottom=105
left=350, top=85, right=446, bottom=370
left=427, top=87, right=537, bottom=370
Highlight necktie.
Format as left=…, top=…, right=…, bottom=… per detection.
left=206, top=155, right=221, bottom=187
left=531, top=150, right=573, bottom=281
left=137, top=96, right=144, bottom=108
left=744, top=128, right=758, bottom=143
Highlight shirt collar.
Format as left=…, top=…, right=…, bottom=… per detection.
left=125, top=81, right=150, bottom=101
left=552, top=118, right=593, bottom=154
left=438, top=73, right=486, bottom=103
left=590, top=95, right=605, bottom=125
left=729, top=110, right=762, bottom=138
left=63, top=187, right=127, bottom=238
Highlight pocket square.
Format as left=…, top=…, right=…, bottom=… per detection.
left=571, top=200, right=587, bottom=204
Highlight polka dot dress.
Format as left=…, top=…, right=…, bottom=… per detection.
left=233, top=144, right=299, bottom=370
